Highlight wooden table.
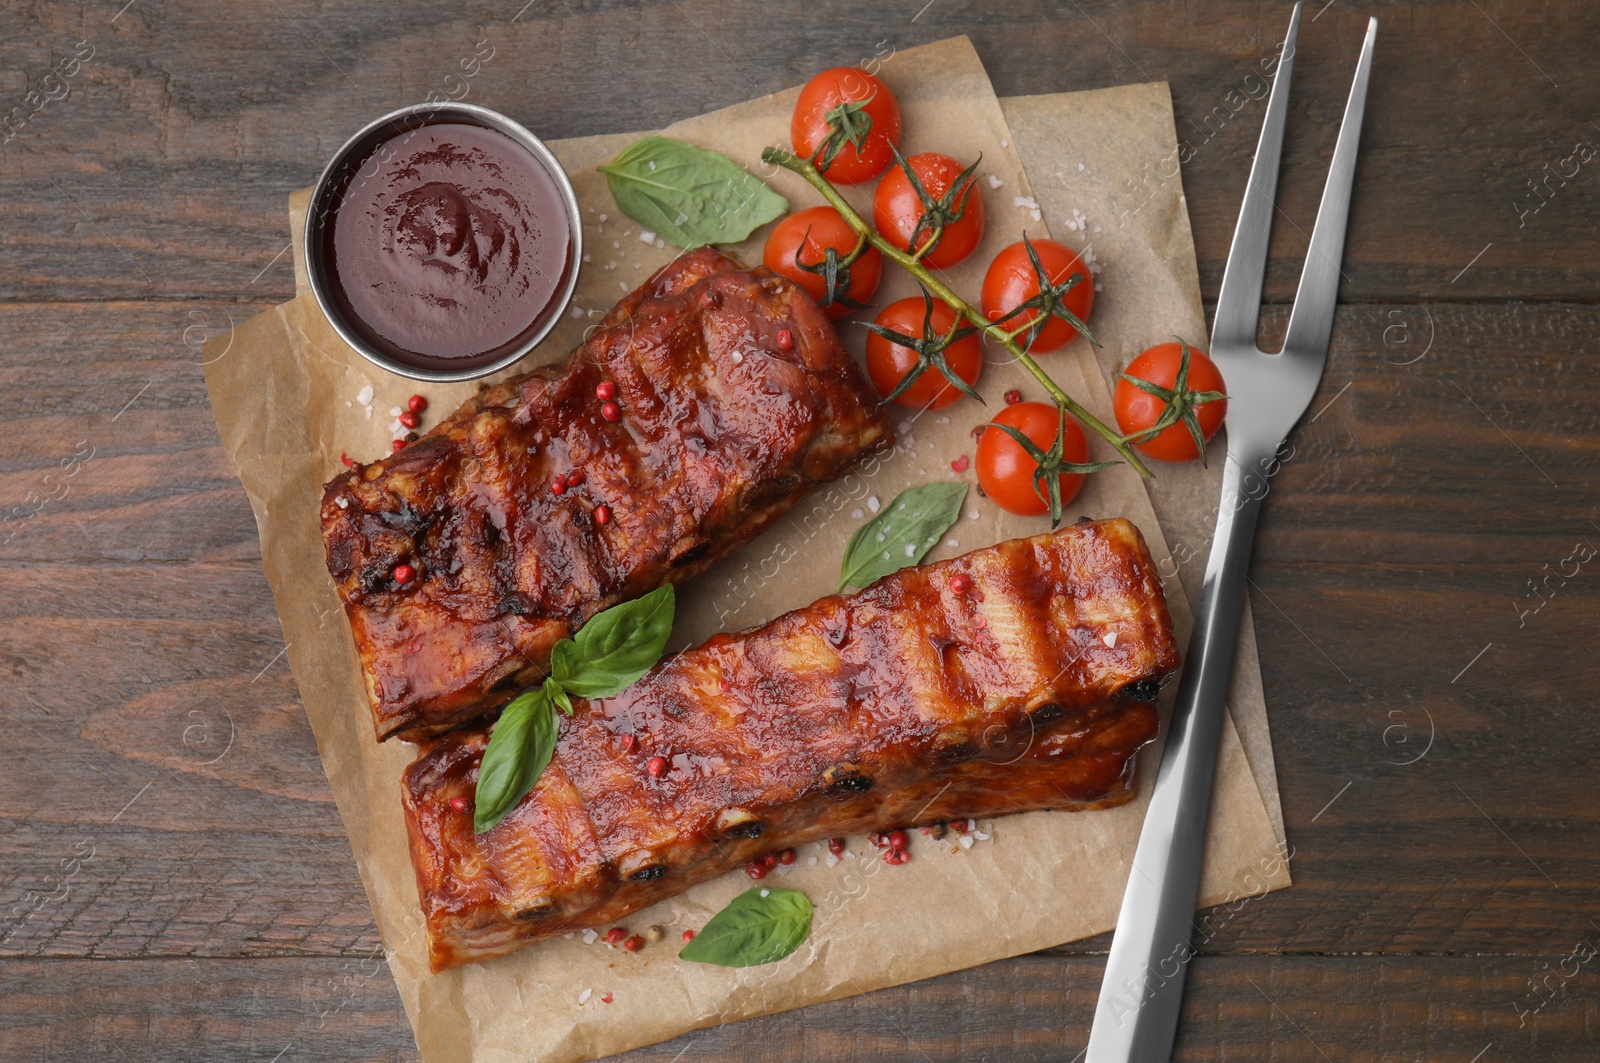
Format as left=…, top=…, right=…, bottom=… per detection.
left=3, top=2, right=1596, bottom=1059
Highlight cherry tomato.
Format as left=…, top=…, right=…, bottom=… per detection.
left=1114, top=341, right=1228, bottom=462
left=762, top=206, right=882, bottom=319
left=873, top=152, right=985, bottom=269
left=864, top=296, right=983, bottom=411
left=976, top=401, right=1092, bottom=516
left=980, top=238, right=1095, bottom=353
left=791, top=67, right=902, bottom=185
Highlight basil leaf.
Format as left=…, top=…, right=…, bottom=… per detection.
left=474, top=588, right=673, bottom=831
left=551, top=584, right=675, bottom=699
left=598, top=137, right=787, bottom=249
left=544, top=677, right=573, bottom=716
left=679, top=887, right=813, bottom=968
left=473, top=689, right=558, bottom=834
left=839, top=483, right=968, bottom=591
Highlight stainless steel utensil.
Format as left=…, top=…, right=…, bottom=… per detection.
left=1084, top=6, right=1376, bottom=1060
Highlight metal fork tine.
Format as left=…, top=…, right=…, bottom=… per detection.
left=1280, top=16, right=1377, bottom=358
left=1211, top=2, right=1302, bottom=354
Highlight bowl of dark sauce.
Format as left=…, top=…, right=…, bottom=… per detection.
left=305, top=103, right=583, bottom=382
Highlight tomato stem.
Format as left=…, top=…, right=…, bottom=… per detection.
left=842, top=230, right=872, bottom=268
left=762, top=147, right=1152, bottom=479
left=1000, top=318, right=1038, bottom=344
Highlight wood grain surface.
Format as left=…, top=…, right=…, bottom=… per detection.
left=2, top=1, right=1597, bottom=1060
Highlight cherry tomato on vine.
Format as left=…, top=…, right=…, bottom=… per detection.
left=864, top=296, right=983, bottom=411
left=873, top=152, right=985, bottom=269
left=1114, top=341, right=1229, bottom=463
left=791, top=67, right=902, bottom=185
left=976, top=402, right=1093, bottom=517
left=762, top=206, right=882, bottom=319
left=980, top=238, right=1095, bottom=353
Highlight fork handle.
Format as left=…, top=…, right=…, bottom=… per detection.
left=1084, top=445, right=1267, bottom=1063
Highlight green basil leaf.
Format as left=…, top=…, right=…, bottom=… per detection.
left=551, top=584, right=675, bottom=699
left=598, top=136, right=787, bottom=249
left=473, top=689, right=558, bottom=834
left=839, top=483, right=968, bottom=591
left=544, top=677, right=573, bottom=716
left=679, top=887, right=814, bottom=968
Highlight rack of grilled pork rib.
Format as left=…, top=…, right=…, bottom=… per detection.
left=322, top=247, right=893, bottom=740
left=320, top=250, right=1180, bottom=973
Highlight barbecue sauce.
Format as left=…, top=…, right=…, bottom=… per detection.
left=325, top=122, right=572, bottom=372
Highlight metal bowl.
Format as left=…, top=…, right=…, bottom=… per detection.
left=303, top=102, right=583, bottom=383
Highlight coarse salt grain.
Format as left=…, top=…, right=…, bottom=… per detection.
left=570, top=307, right=584, bottom=319
left=759, top=889, right=770, bottom=898
left=904, top=543, right=917, bottom=557
left=639, top=230, right=655, bottom=243
left=851, top=508, right=864, bottom=519
left=988, top=174, right=1003, bottom=189
left=579, top=988, right=592, bottom=1005
left=356, top=385, right=374, bottom=406
left=944, top=538, right=959, bottom=548
left=867, top=496, right=881, bottom=513
left=335, top=496, right=348, bottom=509
left=1103, top=632, right=1118, bottom=648
left=968, top=509, right=981, bottom=521
left=808, top=855, right=818, bottom=865
left=582, top=929, right=599, bottom=944
left=598, top=213, right=608, bottom=222
left=959, top=835, right=974, bottom=849
left=826, top=852, right=841, bottom=867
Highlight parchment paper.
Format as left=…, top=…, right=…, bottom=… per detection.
left=206, top=38, right=1288, bottom=1063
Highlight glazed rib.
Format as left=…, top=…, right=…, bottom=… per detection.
left=321, top=248, right=892, bottom=741
left=402, top=518, right=1180, bottom=972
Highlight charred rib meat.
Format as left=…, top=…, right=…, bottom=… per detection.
left=321, top=248, right=893, bottom=740
left=403, top=518, right=1180, bottom=971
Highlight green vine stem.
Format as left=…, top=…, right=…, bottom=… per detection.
left=763, top=146, right=1154, bottom=480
